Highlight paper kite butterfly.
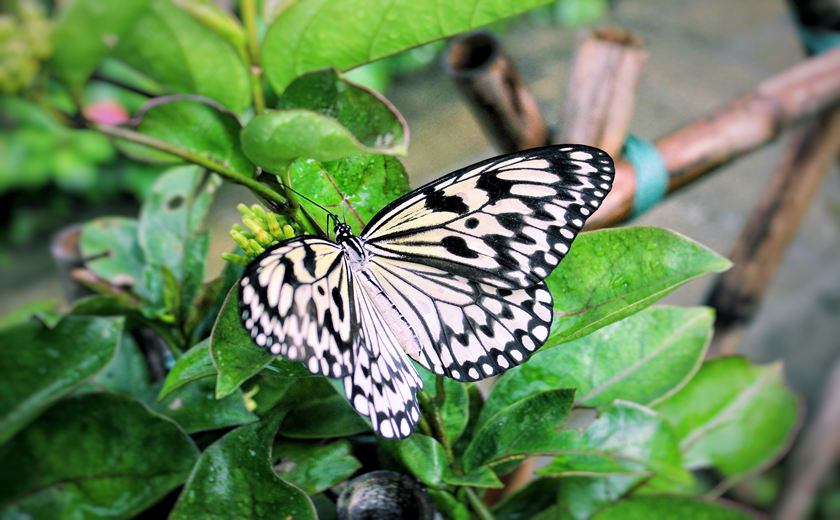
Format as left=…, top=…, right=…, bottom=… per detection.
left=239, top=145, right=614, bottom=438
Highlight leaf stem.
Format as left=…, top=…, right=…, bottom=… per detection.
left=465, top=487, right=494, bottom=520
left=240, top=0, right=266, bottom=114
left=94, top=124, right=288, bottom=207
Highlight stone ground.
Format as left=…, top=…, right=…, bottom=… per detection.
left=3, top=0, right=838, bottom=420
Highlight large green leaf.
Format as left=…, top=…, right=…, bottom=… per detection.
left=51, top=0, right=150, bottom=86
left=538, top=402, right=688, bottom=480
left=591, top=496, right=753, bottom=520
left=0, top=393, right=198, bottom=519
left=288, top=153, right=410, bottom=234
left=261, top=0, right=554, bottom=93
left=170, top=415, right=316, bottom=519
left=386, top=433, right=449, bottom=487
left=242, top=110, right=405, bottom=175
left=141, top=378, right=257, bottom=433
left=120, top=96, right=255, bottom=176
left=546, top=227, right=730, bottom=345
left=137, top=165, right=218, bottom=316
left=538, top=403, right=689, bottom=520
left=278, top=378, right=370, bottom=438
left=272, top=439, right=361, bottom=494
left=113, top=0, right=250, bottom=111
left=277, top=69, right=407, bottom=154
left=481, top=306, right=713, bottom=426
left=0, top=316, right=123, bottom=443
left=462, top=389, right=574, bottom=471
left=159, top=338, right=215, bottom=399
left=654, top=357, right=800, bottom=482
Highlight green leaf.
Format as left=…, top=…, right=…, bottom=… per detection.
left=160, top=338, right=216, bottom=399
left=51, top=0, right=150, bottom=86
left=273, top=439, right=361, bottom=494
left=138, top=165, right=218, bottom=278
left=79, top=216, right=146, bottom=287
left=443, top=465, right=503, bottom=488
left=212, top=286, right=289, bottom=397
left=538, top=402, right=687, bottom=480
left=492, top=477, right=560, bottom=520
left=90, top=332, right=149, bottom=396
left=0, top=316, right=123, bottom=444
left=261, top=0, right=554, bottom=93
left=547, top=227, right=730, bottom=345
left=120, top=96, right=255, bottom=176
left=278, top=69, right=407, bottom=154
left=170, top=414, right=316, bottom=520
left=242, top=109, right=398, bottom=174
left=387, top=433, right=448, bottom=487
left=140, top=378, right=257, bottom=433
left=591, top=496, right=753, bottom=520
left=481, top=306, right=713, bottom=425
left=427, top=489, right=471, bottom=520
left=279, top=378, right=370, bottom=438
left=539, top=403, right=690, bottom=519
left=462, top=389, right=574, bottom=471
left=289, top=153, right=410, bottom=234
left=0, top=393, right=199, bottom=519
left=654, top=357, right=800, bottom=482
left=113, top=0, right=250, bottom=111
left=0, top=300, right=58, bottom=329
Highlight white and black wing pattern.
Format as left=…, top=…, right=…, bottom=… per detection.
left=239, top=238, right=355, bottom=378
left=357, top=145, right=613, bottom=380
left=239, top=144, right=614, bottom=439
left=361, top=145, right=614, bottom=288
left=343, top=279, right=423, bottom=439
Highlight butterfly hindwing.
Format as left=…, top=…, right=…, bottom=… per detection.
left=366, top=257, right=554, bottom=381
left=343, top=279, right=423, bottom=439
left=361, top=145, right=614, bottom=288
left=239, top=237, right=355, bottom=378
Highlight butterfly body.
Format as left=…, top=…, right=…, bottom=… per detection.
left=239, top=145, right=614, bottom=438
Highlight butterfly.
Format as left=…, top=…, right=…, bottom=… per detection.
left=239, top=145, right=614, bottom=438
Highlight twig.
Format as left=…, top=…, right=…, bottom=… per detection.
left=587, top=45, right=840, bottom=228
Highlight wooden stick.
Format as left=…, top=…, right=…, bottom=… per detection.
left=557, top=27, right=647, bottom=158
left=705, top=108, right=840, bottom=356
left=444, top=32, right=550, bottom=153
left=775, top=358, right=840, bottom=520
left=588, top=45, right=840, bottom=228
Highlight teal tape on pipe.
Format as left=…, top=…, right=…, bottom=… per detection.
left=623, top=134, right=668, bottom=216
left=798, top=25, right=840, bottom=55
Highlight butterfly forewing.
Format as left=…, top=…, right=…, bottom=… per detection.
left=239, top=238, right=354, bottom=378
left=361, top=145, right=614, bottom=288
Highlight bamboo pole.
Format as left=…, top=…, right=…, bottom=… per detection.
left=588, top=45, right=840, bottom=228
left=444, top=32, right=550, bottom=152
left=705, top=108, right=840, bottom=356
left=557, top=27, right=647, bottom=158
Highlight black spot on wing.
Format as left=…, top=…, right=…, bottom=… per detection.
left=441, top=236, right=479, bottom=259
left=424, top=189, right=470, bottom=214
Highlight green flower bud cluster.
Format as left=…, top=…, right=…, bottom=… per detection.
left=0, top=1, right=52, bottom=94
left=223, top=203, right=298, bottom=266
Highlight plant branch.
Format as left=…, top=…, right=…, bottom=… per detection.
left=465, top=487, right=494, bottom=520
left=94, top=124, right=288, bottom=207
left=241, top=0, right=266, bottom=114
